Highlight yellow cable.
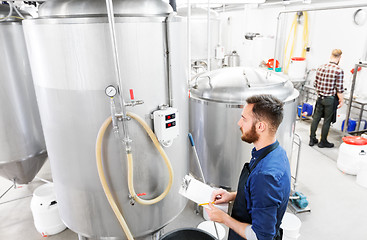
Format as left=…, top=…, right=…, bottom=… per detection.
left=96, top=116, right=134, bottom=240
left=284, top=14, right=298, bottom=73
left=302, top=12, right=309, bottom=58
left=0, top=16, right=24, bottom=20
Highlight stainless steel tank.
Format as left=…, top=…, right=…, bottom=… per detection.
left=0, top=5, right=47, bottom=184
left=177, top=5, right=221, bottom=71
left=23, top=0, right=188, bottom=239
left=189, top=67, right=298, bottom=190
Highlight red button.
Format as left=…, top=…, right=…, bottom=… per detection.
left=168, top=123, right=171, bottom=127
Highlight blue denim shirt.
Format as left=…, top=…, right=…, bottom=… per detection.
left=246, top=141, right=291, bottom=240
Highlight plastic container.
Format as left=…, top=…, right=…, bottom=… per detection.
left=337, top=136, right=367, bottom=175
left=332, top=113, right=345, bottom=130
left=160, top=228, right=216, bottom=240
left=359, top=119, right=367, bottom=131
left=288, top=57, right=307, bottom=79
left=342, top=119, right=357, bottom=132
left=297, top=103, right=313, bottom=118
left=197, top=221, right=226, bottom=240
left=280, top=212, right=302, bottom=238
left=357, top=159, right=367, bottom=188
left=30, top=184, right=66, bottom=236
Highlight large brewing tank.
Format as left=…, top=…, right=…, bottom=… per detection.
left=0, top=5, right=47, bottom=184
left=177, top=5, right=221, bottom=71
left=22, top=0, right=188, bottom=239
left=189, top=67, right=298, bottom=190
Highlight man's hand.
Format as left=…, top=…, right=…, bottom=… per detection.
left=205, top=202, right=229, bottom=223
left=337, top=92, right=344, bottom=109
left=206, top=203, right=252, bottom=239
left=211, top=188, right=236, bottom=204
left=338, top=98, right=344, bottom=109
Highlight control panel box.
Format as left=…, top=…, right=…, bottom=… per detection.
left=153, top=108, right=179, bottom=145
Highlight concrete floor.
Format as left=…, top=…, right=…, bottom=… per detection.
left=1, top=119, right=367, bottom=240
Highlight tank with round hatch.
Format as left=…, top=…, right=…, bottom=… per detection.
left=23, top=0, right=189, bottom=239
left=189, top=67, right=298, bottom=190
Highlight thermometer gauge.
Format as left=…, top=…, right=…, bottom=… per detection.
left=105, top=85, right=117, bottom=97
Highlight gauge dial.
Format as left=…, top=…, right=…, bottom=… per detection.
left=105, top=85, right=117, bottom=97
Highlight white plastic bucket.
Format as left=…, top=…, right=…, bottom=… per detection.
left=281, top=212, right=301, bottom=238
left=30, top=183, right=66, bottom=236
left=288, top=57, right=307, bottom=79
left=337, top=142, right=367, bottom=175
left=357, top=158, right=367, bottom=188
left=197, top=221, right=226, bottom=240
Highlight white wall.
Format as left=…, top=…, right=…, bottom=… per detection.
left=219, top=1, right=367, bottom=126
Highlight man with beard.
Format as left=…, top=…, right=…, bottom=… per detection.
left=309, top=49, right=344, bottom=148
left=206, top=94, right=291, bottom=240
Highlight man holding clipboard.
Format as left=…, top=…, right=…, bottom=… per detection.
left=206, top=95, right=291, bottom=240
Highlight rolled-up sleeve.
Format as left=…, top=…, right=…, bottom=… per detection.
left=335, top=69, right=344, bottom=93
left=249, top=173, right=283, bottom=240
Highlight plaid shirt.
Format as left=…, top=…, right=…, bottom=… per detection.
left=314, top=62, right=344, bottom=96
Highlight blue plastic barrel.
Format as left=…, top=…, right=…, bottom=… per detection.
left=297, top=103, right=313, bottom=118
left=342, top=119, right=357, bottom=132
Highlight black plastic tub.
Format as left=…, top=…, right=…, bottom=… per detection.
left=160, top=228, right=216, bottom=240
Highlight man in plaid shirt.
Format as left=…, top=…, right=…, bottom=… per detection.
left=309, top=49, right=344, bottom=148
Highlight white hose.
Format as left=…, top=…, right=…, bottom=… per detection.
left=96, top=112, right=174, bottom=239
left=0, top=2, right=13, bottom=22
left=12, top=4, right=25, bottom=19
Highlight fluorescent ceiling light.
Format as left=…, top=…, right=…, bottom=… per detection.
left=175, top=0, right=266, bottom=3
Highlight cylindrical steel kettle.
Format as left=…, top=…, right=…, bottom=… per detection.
left=223, top=51, right=240, bottom=67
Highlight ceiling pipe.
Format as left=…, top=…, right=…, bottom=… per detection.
left=273, top=1, right=367, bottom=71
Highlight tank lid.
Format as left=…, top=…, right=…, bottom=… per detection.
left=189, top=67, right=295, bottom=103
left=177, top=6, right=219, bottom=19
left=342, top=136, right=367, bottom=145
left=38, top=0, right=173, bottom=18
left=0, top=4, right=30, bottom=22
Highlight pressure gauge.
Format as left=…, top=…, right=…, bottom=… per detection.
left=105, top=85, right=117, bottom=97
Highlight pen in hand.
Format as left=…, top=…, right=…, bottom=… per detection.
left=198, top=201, right=215, bottom=206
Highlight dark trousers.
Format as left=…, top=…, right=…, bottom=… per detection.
left=310, top=96, right=335, bottom=142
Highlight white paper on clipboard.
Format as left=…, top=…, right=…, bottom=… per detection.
left=179, top=175, right=229, bottom=214
left=179, top=175, right=214, bottom=207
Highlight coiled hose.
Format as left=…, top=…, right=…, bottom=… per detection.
left=96, top=112, right=174, bottom=240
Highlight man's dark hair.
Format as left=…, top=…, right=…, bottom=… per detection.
left=246, top=94, right=284, bottom=133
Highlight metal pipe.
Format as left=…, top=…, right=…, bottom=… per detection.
left=274, top=2, right=367, bottom=72
left=164, top=13, right=176, bottom=107
left=343, top=64, right=359, bottom=136
left=105, top=0, right=131, bottom=149
left=0, top=183, right=14, bottom=199
left=207, top=0, right=211, bottom=70
left=292, top=133, right=302, bottom=191
left=187, top=1, right=192, bottom=83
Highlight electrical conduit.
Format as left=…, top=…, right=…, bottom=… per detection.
left=96, top=113, right=174, bottom=239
